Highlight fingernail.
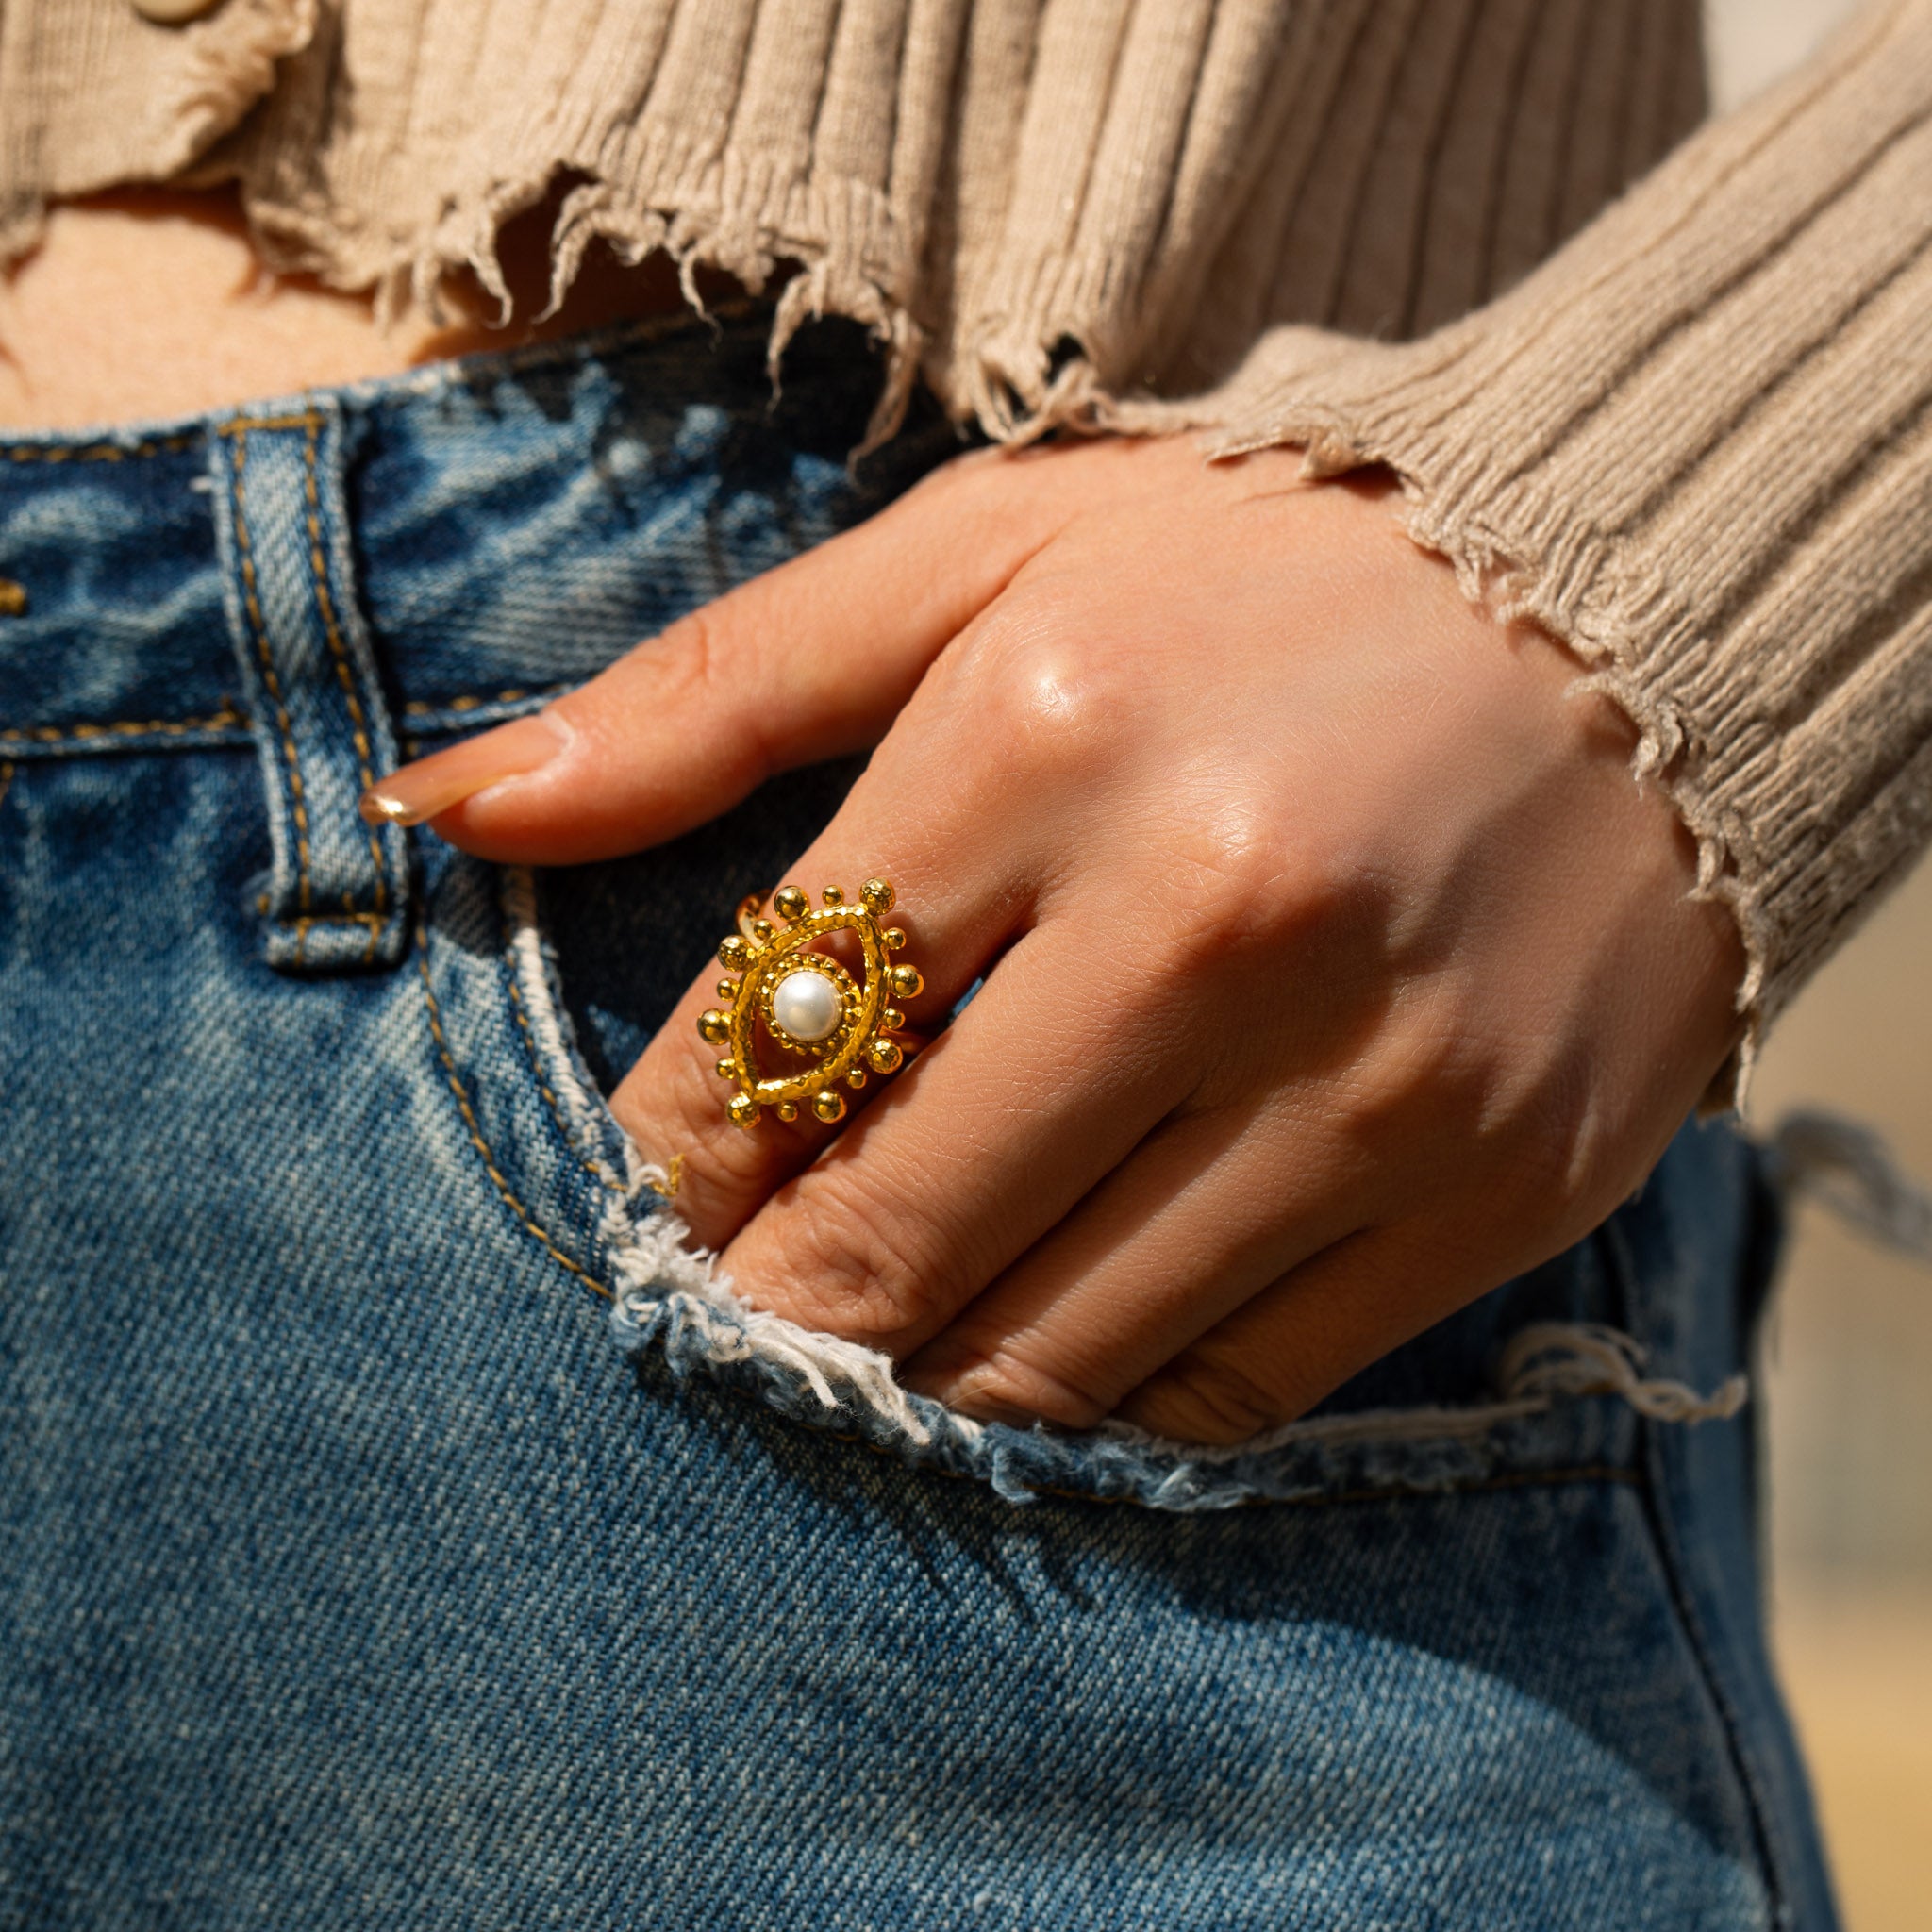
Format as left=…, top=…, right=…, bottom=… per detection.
left=359, top=711, right=569, bottom=827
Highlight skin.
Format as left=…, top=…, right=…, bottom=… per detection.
left=372, top=438, right=1747, bottom=1444
left=0, top=188, right=697, bottom=429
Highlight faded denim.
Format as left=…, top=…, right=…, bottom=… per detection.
left=0, top=308, right=1837, bottom=1929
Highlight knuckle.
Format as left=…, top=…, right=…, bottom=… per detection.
left=650, top=604, right=727, bottom=706
left=1130, top=1353, right=1287, bottom=1446
left=647, top=604, right=773, bottom=784
left=941, top=608, right=1116, bottom=778
left=769, top=1165, right=949, bottom=1347
left=1504, top=1069, right=1621, bottom=1226
left=1157, top=816, right=1374, bottom=978
left=1349, top=993, right=1616, bottom=1232
left=1347, top=992, right=1474, bottom=1130
left=939, top=1345, right=1112, bottom=1431
left=620, top=1046, right=779, bottom=1252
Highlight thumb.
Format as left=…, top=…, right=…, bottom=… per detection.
left=358, top=452, right=1062, bottom=865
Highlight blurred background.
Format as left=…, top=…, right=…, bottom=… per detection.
left=1705, top=8, right=1932, bottom=1925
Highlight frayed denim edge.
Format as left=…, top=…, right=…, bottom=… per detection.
left=502, top=868, right=1746, bottom=1512
left=603, top=1209, right=1742, bottom=1510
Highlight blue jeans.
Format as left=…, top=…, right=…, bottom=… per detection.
left=0, top=309, right=1836, bottom=1929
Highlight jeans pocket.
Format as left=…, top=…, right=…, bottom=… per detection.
left=422, top=836, right=1749, bottom=1515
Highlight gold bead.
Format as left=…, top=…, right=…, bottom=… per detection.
left=719, top=936, right=754, bottom=971
left=866, top=1037, right=903, bottom=1074
left=751, top=918, right=774, bottom=941
left=821, top=884, right=843, bottom=906
left=716, top=978, right=739, bottom=1001
left=812, top=1091, right=847, bottom=1124
left=860, top=878, right=894, bottom=914
left=776, top=1101, right=799, bottom=1123
left=715, top=1058, right=736, bottom=1079
left=697, top=1008, right=731, bottom=1043
left=727, top=1094, right=759, bottom=1128
left=881, top=927, right=907, bottom=952
left=846, top=1068, right=868, bottom=1090
left=883, top=1008, right=904, bottom=1032
left=890, top=963, right=924, bottom=999
left=774, top=886, right=808, bottom=923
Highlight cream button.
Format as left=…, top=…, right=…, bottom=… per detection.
left=132, top=0, right=225, bottom=22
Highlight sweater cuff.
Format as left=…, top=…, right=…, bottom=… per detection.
left=1129, top=0, right=1932, bottom=1096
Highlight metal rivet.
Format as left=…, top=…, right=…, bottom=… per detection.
left=0, top=579, right=26, bottom=617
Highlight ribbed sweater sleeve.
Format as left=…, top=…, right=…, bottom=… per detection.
left=1144, top=0, right=1932, bottom=1084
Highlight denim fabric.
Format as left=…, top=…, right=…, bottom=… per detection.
left=0, top=309, right=1837, bottom=1929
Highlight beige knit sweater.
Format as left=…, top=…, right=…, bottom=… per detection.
left=4, top=0, right=1930, bottom=1086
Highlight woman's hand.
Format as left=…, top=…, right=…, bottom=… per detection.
left=366, top=438, right=1743, bottom=1443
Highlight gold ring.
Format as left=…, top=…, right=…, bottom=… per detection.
left=696, top=877, right=924, bottom=1129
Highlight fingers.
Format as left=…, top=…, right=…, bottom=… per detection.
left=605, top=704, right=1059, bottom=1247
left=608, top=871, right=1007, bottom=1258
left=1111, top=1227, right=1470, bottom=1444
left=708, top=920, right=1203, bottom=1359
left=358, top=453, right=1076, bottom=864
left=896, top=1104, right=1374, bottom=1429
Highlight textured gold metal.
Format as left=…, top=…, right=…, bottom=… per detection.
left=699, top=879, right=923, bottom=1128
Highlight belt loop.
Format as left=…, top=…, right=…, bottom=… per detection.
left=211, top=397, right=410, bottom=972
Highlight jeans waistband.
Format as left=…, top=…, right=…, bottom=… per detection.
left=0, top=306, right=956, bottom=970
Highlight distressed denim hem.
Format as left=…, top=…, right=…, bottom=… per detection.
left=604, top=1259, right=1728, bottom=1510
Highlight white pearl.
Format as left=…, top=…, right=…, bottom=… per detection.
left=772, top=968, right=841, bottom=1043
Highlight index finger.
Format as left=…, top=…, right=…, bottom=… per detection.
left=358, top=451, right=1074, bottom=864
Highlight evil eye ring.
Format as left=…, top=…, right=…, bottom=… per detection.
left=696, top=878, right=924, bottom=1129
